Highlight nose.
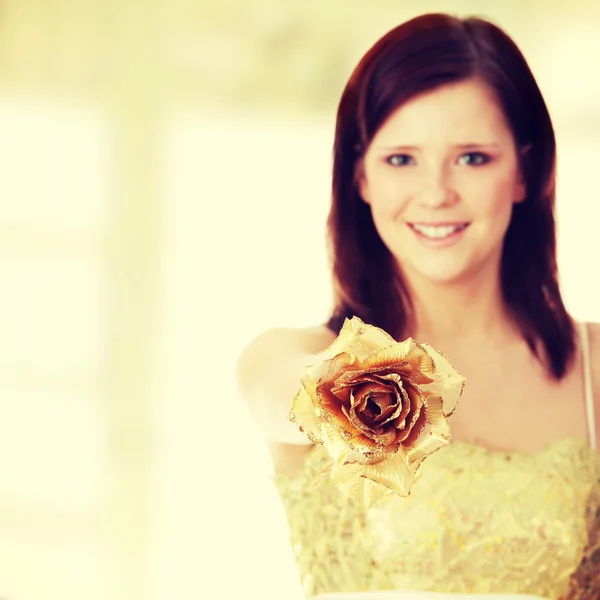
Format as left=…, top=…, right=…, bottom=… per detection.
left=417, top=167, right=458, bottom=209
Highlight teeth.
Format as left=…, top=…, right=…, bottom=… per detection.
left=411, top=224, right=465, bottom=239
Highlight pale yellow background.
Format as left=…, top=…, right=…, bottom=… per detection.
left=0, top=2, right=599, bottom=599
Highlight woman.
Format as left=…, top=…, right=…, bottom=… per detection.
left=237, top=13, right=600, bottom=599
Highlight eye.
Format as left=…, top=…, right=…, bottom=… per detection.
left=457, top=152, right=491, bottom=166
left=386, top=154, right=414, bottom=167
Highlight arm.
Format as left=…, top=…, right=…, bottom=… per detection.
left=236, top=325, right=335, bottom=445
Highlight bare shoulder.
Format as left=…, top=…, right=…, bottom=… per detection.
left=236, top=324, right=336, bottom=384
left=236, top=323, right=336, bottom=449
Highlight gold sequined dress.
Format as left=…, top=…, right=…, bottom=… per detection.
left=275, top=325, right=600, bottom=599
left=276, top=438, right=600, bottom=598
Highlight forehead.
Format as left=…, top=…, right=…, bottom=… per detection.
left=371, top=79, right=515, bottom=146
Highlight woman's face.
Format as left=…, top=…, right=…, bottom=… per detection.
left=357, top=78, right=526, bottom=287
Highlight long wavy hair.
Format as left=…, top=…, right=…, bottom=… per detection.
left=326, top=13, right=575, bottom=379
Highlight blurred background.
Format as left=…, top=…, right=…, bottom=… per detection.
left=0, top=1, right=599, bottom=599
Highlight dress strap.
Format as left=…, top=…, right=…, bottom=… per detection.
left=579, top=322, right=596, bottom=451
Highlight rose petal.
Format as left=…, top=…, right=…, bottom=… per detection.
left=345, top=430, right=399, bottom=457
left=316, top=377, right=402, bottom=451
left=365, top=388, right=400, bottom=425
left=319, top=421, right=357, bottom=461
left=289, top=385, right=324, bottom=443
left=341, top=403, right=381, bottom=439
left=317, top=383, right=396, bottom=452
left=340, top=390, right=400, bottom=448
left=330, top=461, right=394, bottom=508
left=320, top=377, right=352, bottom=409
left=348, top=416, right=397, bottom=447
left=307, top=352, right=356, bottom=385
left=403, top=395, right=451, bottom=468
left=349, top=383, right=395, bottom=422
left=320, top=423, right=396, bottom=467
left=400, top=401, right=427, bottom=447
left=395, top=384, right=424, bottom=443
left=334, top=447, right=418, bottom=499
left=332, top=363, right=415, bottom=386
left=411, top=395, right=451, bottom=453
left=326, top=317, right=396, bottom=360
left=330, top=375, right=407, bottom=425
left=352, top=385, right=397, bottom=426
left=384, top=374, right=411, bottom=425
left=360, top=340, right=436, bottom=384
left=329, top=373, right=390, bottom=399
left=315, top=382, right=357, bottom=437
left=351, top=382, right=388, bottom=410
left=420, top=344, right=466, bottom=416
left=374, top=397, right=402, bottom=425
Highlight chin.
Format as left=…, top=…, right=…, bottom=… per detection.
left=418, top=271, right=472, bottom=286
left=400, top=259, right=494, bottom=288
left=394, top=243, right=503, bottom=288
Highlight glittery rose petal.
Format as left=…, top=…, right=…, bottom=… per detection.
left=319, top=421, right=367, bottom=463
left=404, top=395, right=451, bottom=467
left=394, top=384, right=423, bottom=444
left=289, top=383, right=324, bottom=444
left=421, top=344, right=466, bottom=416
left=343, top=385, right=398, bottom=445
left=307, top=351, right=356, bottom=384
left=359, top=340, right=436, bottom=384
left=332, top=447, right=418, bottom=503
left=326, top=317, right=396, bottom=360
left=345, top=429, right=398, bottom=457
left=316, top=381, right=362, bottom=439
left=330, top=461, right=394, bottom=508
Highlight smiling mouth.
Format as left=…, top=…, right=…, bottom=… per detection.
left=408, top=222, right=470, bottom=240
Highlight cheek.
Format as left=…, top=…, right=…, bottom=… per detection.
left=362, top=168, right=413, bottom=218
left=461, top=170, right=519, bottom=218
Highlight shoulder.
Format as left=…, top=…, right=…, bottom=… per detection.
left=236, top=324, right=336, bottom=384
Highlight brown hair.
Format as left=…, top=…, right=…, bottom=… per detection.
left=326, top=13, right=575, bottom=379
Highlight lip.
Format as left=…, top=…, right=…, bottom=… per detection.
left=408, top=221, right=470, bottom=226
left=407, top=222, right=470, bottom=248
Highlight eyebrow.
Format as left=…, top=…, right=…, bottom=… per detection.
left=377, top=143, right=501, bottom=151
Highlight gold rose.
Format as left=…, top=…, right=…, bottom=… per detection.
left=289, top=317, right=465, bottom=507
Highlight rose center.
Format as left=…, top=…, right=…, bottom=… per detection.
left=365, top=397, right=382, bottom=417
